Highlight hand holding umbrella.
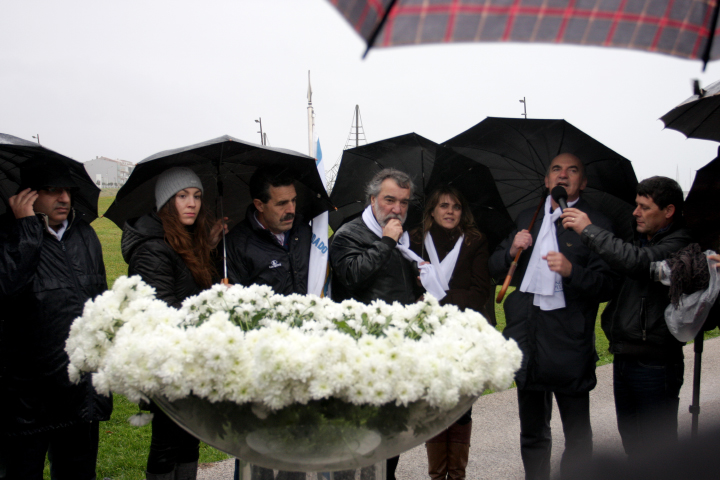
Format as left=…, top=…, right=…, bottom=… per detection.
left=8, top=188, right=39, bottom=219
left=495, top=198, right=542, bottom=303
left=209, top=217, right=229, bottom=249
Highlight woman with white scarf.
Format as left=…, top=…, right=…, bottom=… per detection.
left=411, top=185, right=492, bottom=480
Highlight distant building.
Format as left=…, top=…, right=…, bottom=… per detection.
left=84, top=156, right=134, bottom=188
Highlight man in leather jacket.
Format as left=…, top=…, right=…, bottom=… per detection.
left=225, top=168, right=308, bottom=480
left=330, top=168, right=423, bottom=305
left=329, top=168, right=424, bottom=480
left=0, top=161, right=112, bottom=479
left=561, top=176, right=692, bottom=459
left=489, top=154, right=615, bottom=480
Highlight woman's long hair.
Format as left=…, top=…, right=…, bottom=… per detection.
left=414, top=185, right=483, bottom=245
left=158, top=194, right=216, bottom=289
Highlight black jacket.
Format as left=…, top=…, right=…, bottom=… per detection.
left=0, top=211, right=112, bottom=436
left=225, top=207, right=312, bottom=295
left=581, top=222, right=693, bottom=358
left=330, top=216, right=423, bottom=305
left=489, top=198, right=616, bottom=393
left=122, top=213, right=203, bottom=308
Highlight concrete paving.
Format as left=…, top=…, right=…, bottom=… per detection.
left=197, top=338, right=720, bottom=480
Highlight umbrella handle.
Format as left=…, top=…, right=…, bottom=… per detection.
left=496, top=253, right=521, bottom=303
left=496, top=193, right=546, bottom=304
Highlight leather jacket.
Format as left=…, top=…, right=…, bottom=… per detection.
left=122, top=213, right=203, bottom=308
left=581, top=222, right=693, bottom=357
left=330, top=216, right=423, bottom=305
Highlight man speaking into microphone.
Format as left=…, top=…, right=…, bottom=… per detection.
left=489, top=153, right=617, bottom=480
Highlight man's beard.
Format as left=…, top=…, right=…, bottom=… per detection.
left=373, top=205, right=406, bottom=227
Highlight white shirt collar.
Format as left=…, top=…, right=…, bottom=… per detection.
left=253, top=211, right=285, bottom=245
left=47, top=219, right=69, bottom=241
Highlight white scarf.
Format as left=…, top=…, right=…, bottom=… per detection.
left=519, top=195, right=578, bottom=311
left=424, top=232, right=464, bottom=292
left=361, top=206, right=446, bottom=300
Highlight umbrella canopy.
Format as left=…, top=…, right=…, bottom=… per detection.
left=444, top=117, right=638, bottom=241
left=329, top=132, right=437, bottom=230
left=330, top=0, right=720, bottom=67
left=0, top=133, right=101, bottom=221
left=329, top=133, right=514, bottom=250
left=661, top=78, right=720, bottom=142
left=684, top=147, right=720, bottom=250
left=104, top=135, right=333, bottom=230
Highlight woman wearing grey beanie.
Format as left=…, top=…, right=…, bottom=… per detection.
left=120, top=166, right=225, bottom=480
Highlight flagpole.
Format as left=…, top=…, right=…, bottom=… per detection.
left=308, top=70, right=314, bottom=156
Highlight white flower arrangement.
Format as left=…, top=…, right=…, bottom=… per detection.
left=66, top=276, right=522, bottom=414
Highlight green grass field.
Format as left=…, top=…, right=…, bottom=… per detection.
left=45, top=193, right=716, bottom=478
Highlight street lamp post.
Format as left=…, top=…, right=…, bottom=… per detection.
left=519, top=98, right=527, bottom=119
left=255, top=118, right=264, bottom=146
left=32, top=134, right=41, bottom=145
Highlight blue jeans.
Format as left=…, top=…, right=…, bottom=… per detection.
left=613, top=355, right=684, bottom=457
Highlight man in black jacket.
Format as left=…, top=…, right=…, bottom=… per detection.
left=329, top=168, right=424, bottom=480
left=561, top=176, right=692, bottom=459
left=225, top=168, right=308, bottom=480
left=0, top=162, right=112, bottom=479
left=330, top=168, right=423, bottom=306
left=226, top=168, right=312, bottom=296
left=489, top=153, right=615, bottom=480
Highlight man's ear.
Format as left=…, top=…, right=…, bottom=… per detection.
left=253, top=198, right=264, bottom=213
left=664, top=204, right=676, bottom=220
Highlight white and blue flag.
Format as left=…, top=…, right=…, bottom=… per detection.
left=308, top=132, right=330, bottom=297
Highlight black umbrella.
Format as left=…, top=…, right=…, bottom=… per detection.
left=104, top=136, right=334, bottom=280
left=104, top=135, right=332, bottom=230
left=329, top=132, right=437, bottom=231
left=444, top=117, right=639, bottom=243
left=661, top=78, right=720, bottom=143
left=685, top=147, right=720, bottom=250
left=678, top=152, right=720, bottom=437
left=329, top=133, right=514, bottom=251
left=0, top=133, right=100, bottom=221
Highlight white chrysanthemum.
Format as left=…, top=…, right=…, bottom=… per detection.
left=67, top=275, right=522, bottom=417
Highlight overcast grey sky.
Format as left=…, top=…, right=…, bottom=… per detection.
left=2, top=0, right=719, bottom=191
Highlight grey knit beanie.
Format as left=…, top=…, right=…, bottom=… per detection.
left=155, top=167, right=204, bottom=210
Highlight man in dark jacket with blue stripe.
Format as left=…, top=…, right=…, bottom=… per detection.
left=225, top=167, right=309, bottom=480
left=0, top=162, right=112, bottom=479
left=226, top=168, right=311, bottom=297
left=561, top=176, right=692, bottom=460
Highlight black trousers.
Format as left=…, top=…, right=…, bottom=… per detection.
left=147, top=409, right=200, bottom=474
left=1, top=421, right=99, bottom=480
left=517, top=389, right=592, bottom=480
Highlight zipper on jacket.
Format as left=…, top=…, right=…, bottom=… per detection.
left=641, top=296, right=647, bottom=341
left=60, top=239, right=84, bottom=301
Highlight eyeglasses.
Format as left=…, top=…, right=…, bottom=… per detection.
left=42, top=187, right=76, bottom=195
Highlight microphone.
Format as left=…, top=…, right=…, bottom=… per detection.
left=551, top=186, right=569, bottom=211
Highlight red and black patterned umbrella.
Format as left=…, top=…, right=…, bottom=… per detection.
left=330, top=0, right=720, bottom=68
